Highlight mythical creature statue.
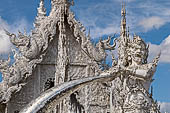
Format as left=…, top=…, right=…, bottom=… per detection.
left=82, top=35, right=117, bottom=63
left=110, top=5, right=161, bottom=112
left=111, top=35, right=160, bottom=113
left=5, top=30, right=40, bottom=60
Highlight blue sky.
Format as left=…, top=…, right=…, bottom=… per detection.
left=0, top=0, right=170, bottom=112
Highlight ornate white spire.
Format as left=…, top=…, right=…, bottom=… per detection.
left=37, top=0, right=46, bottom=18
left=117, top=3, right=128, bottom=67
left=34, top=0, right=46, bottom=28
left=121, top=3, right=127, bottom=37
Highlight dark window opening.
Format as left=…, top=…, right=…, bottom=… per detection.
left=14, top=110, right=19, bottom=113
left=44, top=78, right=55, bottom=91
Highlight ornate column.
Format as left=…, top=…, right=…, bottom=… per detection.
left=54, top=1, right=72, bottom=113
left=55, top=4, right=68, bottom=85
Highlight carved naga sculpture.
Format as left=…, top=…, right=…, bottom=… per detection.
left=5, top=30, right=40, bottom=60
left=83, top=35, right=117, bottom=62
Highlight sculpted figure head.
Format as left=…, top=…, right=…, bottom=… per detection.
left=129, top=35, right=149, bottom=65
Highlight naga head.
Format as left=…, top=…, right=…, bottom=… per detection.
left=96, top=36, right=117, bottom=51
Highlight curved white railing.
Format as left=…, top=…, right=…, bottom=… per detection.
left=20, top=72, right=117, bottom=113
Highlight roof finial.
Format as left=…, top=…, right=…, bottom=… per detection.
left=121, top=0, right=126, bottom=16
left=121, top=1, right=127, bottom=37
left=124, top=2, right=126, bottom=15
left=34, top=0, right=46, bottom=27
left=37, top=0, right=46, bottom=17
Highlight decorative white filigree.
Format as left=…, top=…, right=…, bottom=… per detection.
left=0, top=0, right=161, bottom=113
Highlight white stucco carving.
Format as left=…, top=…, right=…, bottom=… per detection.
left=0, top=0, right=161, bottom=113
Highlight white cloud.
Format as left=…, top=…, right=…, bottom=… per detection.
left=91, top=25, right=119, bottom=38
left=135, top=1, right=170, bottom=32
left=148, top=35, right=170, bottom=63
left=0, top=29, right=11, bottom=54
left=0, top=17, right=30, bottom=55
left=0, top=17, right=11, bottom=54
left=139, top=16, right=166, bottom=32
left=158, top=102, right=170, bottom=113
left=148, top=43, right=161, bottom=62
left=160, top=36, right=170, bottom=63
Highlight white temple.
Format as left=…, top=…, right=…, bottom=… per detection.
left=0, top=0, right=161, bottom=113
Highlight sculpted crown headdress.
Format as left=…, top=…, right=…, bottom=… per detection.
left=133, top=34, right=143, bottom=44
left=51, top=0, right=74, bottom=6
left=37, top=0, right=46, bottom=19
left=131, top=34, right=148, bottom=50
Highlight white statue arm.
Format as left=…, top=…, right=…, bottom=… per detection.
left=132, top=53, right=160, bottom=79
